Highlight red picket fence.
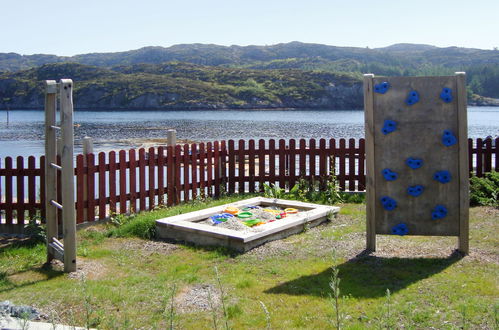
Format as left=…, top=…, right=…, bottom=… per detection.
left=1, top=137, right=497, bottom=231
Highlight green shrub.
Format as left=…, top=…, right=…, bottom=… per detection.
left=470, top=171, right=499, bottom=207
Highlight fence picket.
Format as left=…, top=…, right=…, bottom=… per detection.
left=258, top=139, right=265, bottom=192
left=348, top=138, right=356, bottom=191
left=238, top=140, right=245, bottom=193
left=199, top=143, right=206, bottom=198
left=119, top=150, right=127, bottom=214
left=28, top=156, right=36, bottom=220
left=191, top=144, right=198, bottom=200
left=289, top=139, right=296, bottom=188
left=476, top=139, right=483, bottom=177
left=175, top=145, right=182, bottom=202
left=358, top=139, right=366, bottom=191
left=269, top=139, right=276, bottom=186
left=228, top=140, right=235, bottom=194
left=76, top=155, right=84, bottom=223
left=278, top=139, right=286, bottom=189
left=214, top=141, right=221, bottom=197
left=16, top=156, right=25, bottom=224
left=98, top=152, right=106, bottom=219
left=87, top=153, right=95, bottom=222
left=157, top=146, right=165, bottom=206
left=148, top=147, right=156, bottom=209
left=248, top=139, right=255, bottom=193
left=319, top=139, right=327, bottom=190
left=4, top=157, right=12, bottom=224
left=109, top=151, right=117, bottom=213
left=129, top=149, right=137, bottom=213
left=484, top=139, right=492, bottom=173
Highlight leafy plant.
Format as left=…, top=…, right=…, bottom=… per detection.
left=263, top=183, right=284, bottom=199
left=470, top=171, right=499, bottom=207
left=23, top=217, right=46, bottom=244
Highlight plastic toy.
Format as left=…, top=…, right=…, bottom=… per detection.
left=380, top=196, right=397, bottom=211
left=243, top=219, right=262, bottom=227
left=263, top=209, right=280, bottom=214
left=374, top=81, right=390, bottom=94
left=382, top=119, right=397, bottom=135
left=442, top=130, right=457, bottom=146
left=223, top=206, right=240, bottom=215
left=407, top=185, right=424, bottom=197
left=237, top=211, right=253, bottom=219
left=440, top=87, right=453, bottom=103
left=242, top=205, right=259, bottom=211
left=433, top=170, right=451, bottom=183
left=382, top=168, right=398, bottom=181
left=406, top=157, right=423, bottom=169
left=431, top=205, right=448, bottom=220
left=406, top=90, right=419, bottom=105
left=285, top=208, right=298, bottom=214
left=276, top=215, right=281, bottom=219
left=210, top=213, right=234, bottom=224
left=391, top=223, right=409, bottom=236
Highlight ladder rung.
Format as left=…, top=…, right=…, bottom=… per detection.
left=51, top=237, right=64, bottom=249
left=50, top=125, right=61, bottom=130
left=50, top=200, right=63, bottom=210
left=49, top=241, right=64, bottom=261
left=50, top=163, right=62, bottom=170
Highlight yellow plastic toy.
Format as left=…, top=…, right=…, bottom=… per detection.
left=224, top=206, right=240, bottom=215
left=284, top=208, right=298, bottom=214
left=263, top=209, right=280, bottom=214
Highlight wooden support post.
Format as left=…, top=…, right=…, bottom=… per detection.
left=456, top=72, right=469, bottom=255
left=44, top=80, right=57, bottom=263
left=60, top=79, right=76, bottom=272
left=363, top=74, right=376, bottom=252
left=82, top=137, right=93, bottom=222
left=167, top=129, right=176, bottom=147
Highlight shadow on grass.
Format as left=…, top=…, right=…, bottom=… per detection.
left=265, top=250, right=463, bottom=298
left=0, top=265, right=64, bottom=294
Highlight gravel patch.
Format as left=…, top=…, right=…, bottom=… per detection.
left=119, top=239, right=179, bottom=256
left=174, top=284, right=221, bottom=313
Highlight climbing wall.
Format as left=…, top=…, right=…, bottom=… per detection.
left=363, top=74, right=469, bottom=253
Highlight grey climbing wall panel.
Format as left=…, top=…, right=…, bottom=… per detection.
left=364, top=74, right=469, bottom=253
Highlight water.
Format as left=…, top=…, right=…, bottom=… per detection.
left=0, top=107, right=497, bottom=159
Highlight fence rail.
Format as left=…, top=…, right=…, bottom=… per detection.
left=1, top=137, right=497, bottom=231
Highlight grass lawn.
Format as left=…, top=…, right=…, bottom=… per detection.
left=0, top=195, right=497, bottom=329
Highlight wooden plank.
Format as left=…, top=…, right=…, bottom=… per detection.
left=278, top=139, right=286, bottom=189
left=16, top=156, right=25, bottom=224
left=40, top=156, right=45, bottom=220
left=338, top=139, right=346, bottom=191
left=129, top=149, right=137, bottom=213
left=319, top=139, right=327, bottom=190
left=76, top=155, right=84, bottom=223
left=309, top=139, right=316, bottom=181
left=98, top=152, right=106, bottom=219
left=348, top=138, right=356, bottom=191
left=191, top=144, right=198, bottom=200
left=220, top=140, right=227, bottom=190
left=496, top=138, right=499, bottom=171
left=175, top=146, right=182, bottom=202
left=148, top=147, right=156, bottom=210
left=329, top=138, right=337, bottom=180
left=4, top=157, right=12, bottom=224
left=205, top=143, right=213, bottom=197
left=484, top=138, right=492, bottom=173
left=456, top=72, right=469, bottom=254
left=166, top=146, right=174, bottom=206
left=214, top=141, right=221, bottom=197
left=299, top=139, right=306, bottom=179
left=248, top=139, right=256, bottom=193
left=289, top=139, right=296, bottom=189
left=44, top=81, right=56, bottom=260
left=268, top=139, right=276, bottom=186
left=108, top=151, right=117, bottom=214
left=358, top=138, right=366, bottom=191
left=27, top=156, right=36, bottom=220
left=468, top=139, right=473, bottom=177
left=363, top=73, right=376, bottom=252
left=238, top=140, right=245, bottom=194
left=157, top=146, right=165, bottom=206
left=228, top=140, right=235, bottom=193
left=199, top=143, right=206, bottom=198
left=139, top=148, right=147, bottom=210
left=119, top=150, right=127, bottom=214
left=183, top=144, right=190, bottom=202
left=86, top=153, right=95, bottom=222
left=258, top=139, right=265, bottom=192
left=476, top=138, right=483, bottom=177
left=56, top=155, right=62, bottom=225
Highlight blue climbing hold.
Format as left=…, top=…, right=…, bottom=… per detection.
left=442, top=130, right=457, bottom=146
left=440, top=87, right=453, bottom=103
left=391, top=223, right=409, bottom=236
left=382, top=168, right=398, bottom=181
left=374, top=81, right=390, bottom=94
left=406, top=157, right=423, bottom=169
left=433, top=170, right=451, bottom=183
left=381, top=119, right=397, bottom=135
left=407, top=185, right=424, bottom=197
left=406, top=90, right=419, bottom=106
left=380, top=196, right=397, bottom=211
left=431, top=205, right=448, bottom=220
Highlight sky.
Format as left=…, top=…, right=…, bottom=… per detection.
left=1, top=0, right=498, bottom=56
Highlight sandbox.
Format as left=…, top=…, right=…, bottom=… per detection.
left=156, top=197, right=340, bottom=252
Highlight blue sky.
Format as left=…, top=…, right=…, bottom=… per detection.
left=1, top=0, right=498, bottom=56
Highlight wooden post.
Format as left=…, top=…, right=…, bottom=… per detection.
left=456, top=72, right=469, bottom=255
left=82, top=137, right=93, bottom=221
left=167, top=129, right=176, bottom=147
left=167, top=129, right=177, bottom=204
left=363, top=74, right=376, bottom=252
left=44, top=80, right=57, bottom=263
left=60, top=79, right=76, bottom=272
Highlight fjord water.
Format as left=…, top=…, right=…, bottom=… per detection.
left=0, top=107, right=497, bottom=159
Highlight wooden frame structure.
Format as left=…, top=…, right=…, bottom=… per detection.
left=364, top=73, right=469, bottom=254
left=44, top=79, right=76, bottom=272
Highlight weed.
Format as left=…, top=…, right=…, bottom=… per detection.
left=163, top=282, right=177, bottom=329
left=207, top=284, right=219, bottom=330
left=460, top=304, right=468, bottom=330
left=470, top=171, right=499, bottom=206
left=259, top=301, right=271, bottom=329
left=215, top=266, right=230, bottom=330
left=383, top=288, right=394, bottom=329
left=263, top=183, right=284, bottom=199
left=24, top=216, right=46, bottom=244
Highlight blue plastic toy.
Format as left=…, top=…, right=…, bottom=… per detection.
left=381, top=119, right=397, bottom=135
left=406, top=90, right=419, bottom=105
left=382, top=168, right=398, bottom=181
left=210, top=213, right=234, bottom=224
left=407, top=185, right=424, bottom=197
left=431, top=205, right=448, bottom=220
left=433, top=170, right=451, bottom=183
left=391, top=223, right=409, bottom=236
left=374, top=81, right=390, bottom=94
left=442, top=130, right=457, bottom=146
left=440, top=87, right=453, bottom=103
left=380, top=196, right=397, bottom=211
left=406, top=157, right=423, bottom=169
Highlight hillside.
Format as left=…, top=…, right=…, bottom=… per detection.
left=0, top=62, right=363, bottom=110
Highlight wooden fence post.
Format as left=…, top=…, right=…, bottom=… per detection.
left=82, top=137, right=93, bottom=222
